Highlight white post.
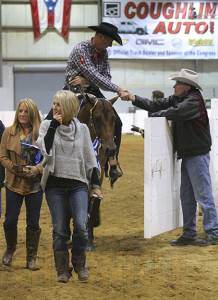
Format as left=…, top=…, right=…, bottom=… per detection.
left=144, top=117, right=182, bottom=238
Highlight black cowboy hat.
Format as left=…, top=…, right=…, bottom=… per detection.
left=88, top=22, right=123, bottom=46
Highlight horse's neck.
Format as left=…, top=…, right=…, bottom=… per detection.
left=77, top=105, right=90, bottom=124
left=77, top=108, right=96, bottom=141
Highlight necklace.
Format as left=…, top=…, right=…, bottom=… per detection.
left=23, top=128, right=30, bottom=136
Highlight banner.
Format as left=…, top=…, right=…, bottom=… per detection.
left=31, top=0, right=71, bottom=39
left=102, top=0, right=218, bottom=59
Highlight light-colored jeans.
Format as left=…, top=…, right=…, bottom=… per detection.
left=45, top=185, right=89, bottom=269
left=181, top=153, right=218, bottom=239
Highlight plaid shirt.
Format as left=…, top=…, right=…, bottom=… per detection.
left=65, top=39, right=119, bottom=92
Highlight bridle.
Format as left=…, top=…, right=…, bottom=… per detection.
left=77, top=97, right=115, bottom=148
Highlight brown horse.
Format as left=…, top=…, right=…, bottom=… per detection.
left=77, top=93, right=119, bottom=251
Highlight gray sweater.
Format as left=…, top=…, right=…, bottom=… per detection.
left=37, top=118, right=98, bottom=190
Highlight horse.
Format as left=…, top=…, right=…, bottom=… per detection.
left=77, top=93, right=120, bottom=251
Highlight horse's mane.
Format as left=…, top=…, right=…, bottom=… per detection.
left=101, top=99, right=109, bottom=119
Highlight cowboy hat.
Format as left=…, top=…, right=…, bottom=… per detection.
left=88, top=22, right=123, bottom=46
left=169, top=68, right=203, bottom=90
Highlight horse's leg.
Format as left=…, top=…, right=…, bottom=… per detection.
left=107, top=108, right=123, bottom=183
left=87, top=222, right=95, bottom=252
left=87, top=151, right=106, bottom=252
left=87, top=201, right=101, bottom=252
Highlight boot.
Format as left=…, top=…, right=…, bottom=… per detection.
left=2, top=227, right=17, bottom=266
left=75, top=267, right=89, bottom=282
left=73, top=244, right=89, bottom=282
left=54, top=251, right=72, bottom=283
left=26, top=227, right=41, bottom=271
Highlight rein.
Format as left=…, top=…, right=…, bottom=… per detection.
left=76, top=96, right=86, bottom=118
left=76, top=97, right=101, bottom=170
left=89, top=99, right=102, bottom=144
left=76, top=96, right=100, bottom=142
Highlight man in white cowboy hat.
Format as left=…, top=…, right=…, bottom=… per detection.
left=121, top=68, right=218, bottom=246
left=64, top=22, right=127, bottom=181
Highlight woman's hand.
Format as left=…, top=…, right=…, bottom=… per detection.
left=53, top=112, right=62, bottom=124
left=25, top=166, right=40, bottom=178
left=90, top=188, right=103, bottom=199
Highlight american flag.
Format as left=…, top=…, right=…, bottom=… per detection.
left=31, top=0, right=71, bottom=39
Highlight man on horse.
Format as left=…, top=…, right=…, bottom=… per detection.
left=63, top=22, right=127, bottom=182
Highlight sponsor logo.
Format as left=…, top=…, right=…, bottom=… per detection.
left=189, top=39, right=213, bottom=46
left=172, top=38, right=182, bottom=48
left=103, top=2, right=120, bottom=17
left=136, top=39, right=164, bottom=45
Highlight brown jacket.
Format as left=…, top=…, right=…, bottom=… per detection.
left=0, top=127, right=43, bottom=195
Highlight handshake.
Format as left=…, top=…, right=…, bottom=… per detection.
left=131, top=125, right=144, bottom=138
left=117, top=89, right=135, bottom=101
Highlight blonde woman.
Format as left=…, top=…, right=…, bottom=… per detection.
left=0, top=98, right=43, bottom=271
left=37, top=90, right=102, bottom=283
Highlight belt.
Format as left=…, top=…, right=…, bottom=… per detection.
left=63, top=84, right=104, bottom=98
left=63, top=84, right=83, bottom=94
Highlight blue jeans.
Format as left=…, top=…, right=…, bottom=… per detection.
left=45, top=185, right=88, bottom=269
left=4, top=188, right=43, bottom=231
left=181, top=153, right=218, bottom=239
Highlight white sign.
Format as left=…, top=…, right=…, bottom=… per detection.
left=103, top=0, right=218, bottom=59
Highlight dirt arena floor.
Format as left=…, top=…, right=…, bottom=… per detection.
left=1, top=135, right=218, bottom=300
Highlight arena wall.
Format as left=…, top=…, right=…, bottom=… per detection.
left=1, top=2, right=218, bottom=113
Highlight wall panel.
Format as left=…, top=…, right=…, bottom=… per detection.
left=0, top=1, right=218, bottom=111
left=2, top=4, right=31, bottom=26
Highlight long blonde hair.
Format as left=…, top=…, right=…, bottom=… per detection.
left=54, top=90, right=79, bottom=123
left=11, top=98, right=42, bottom=140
